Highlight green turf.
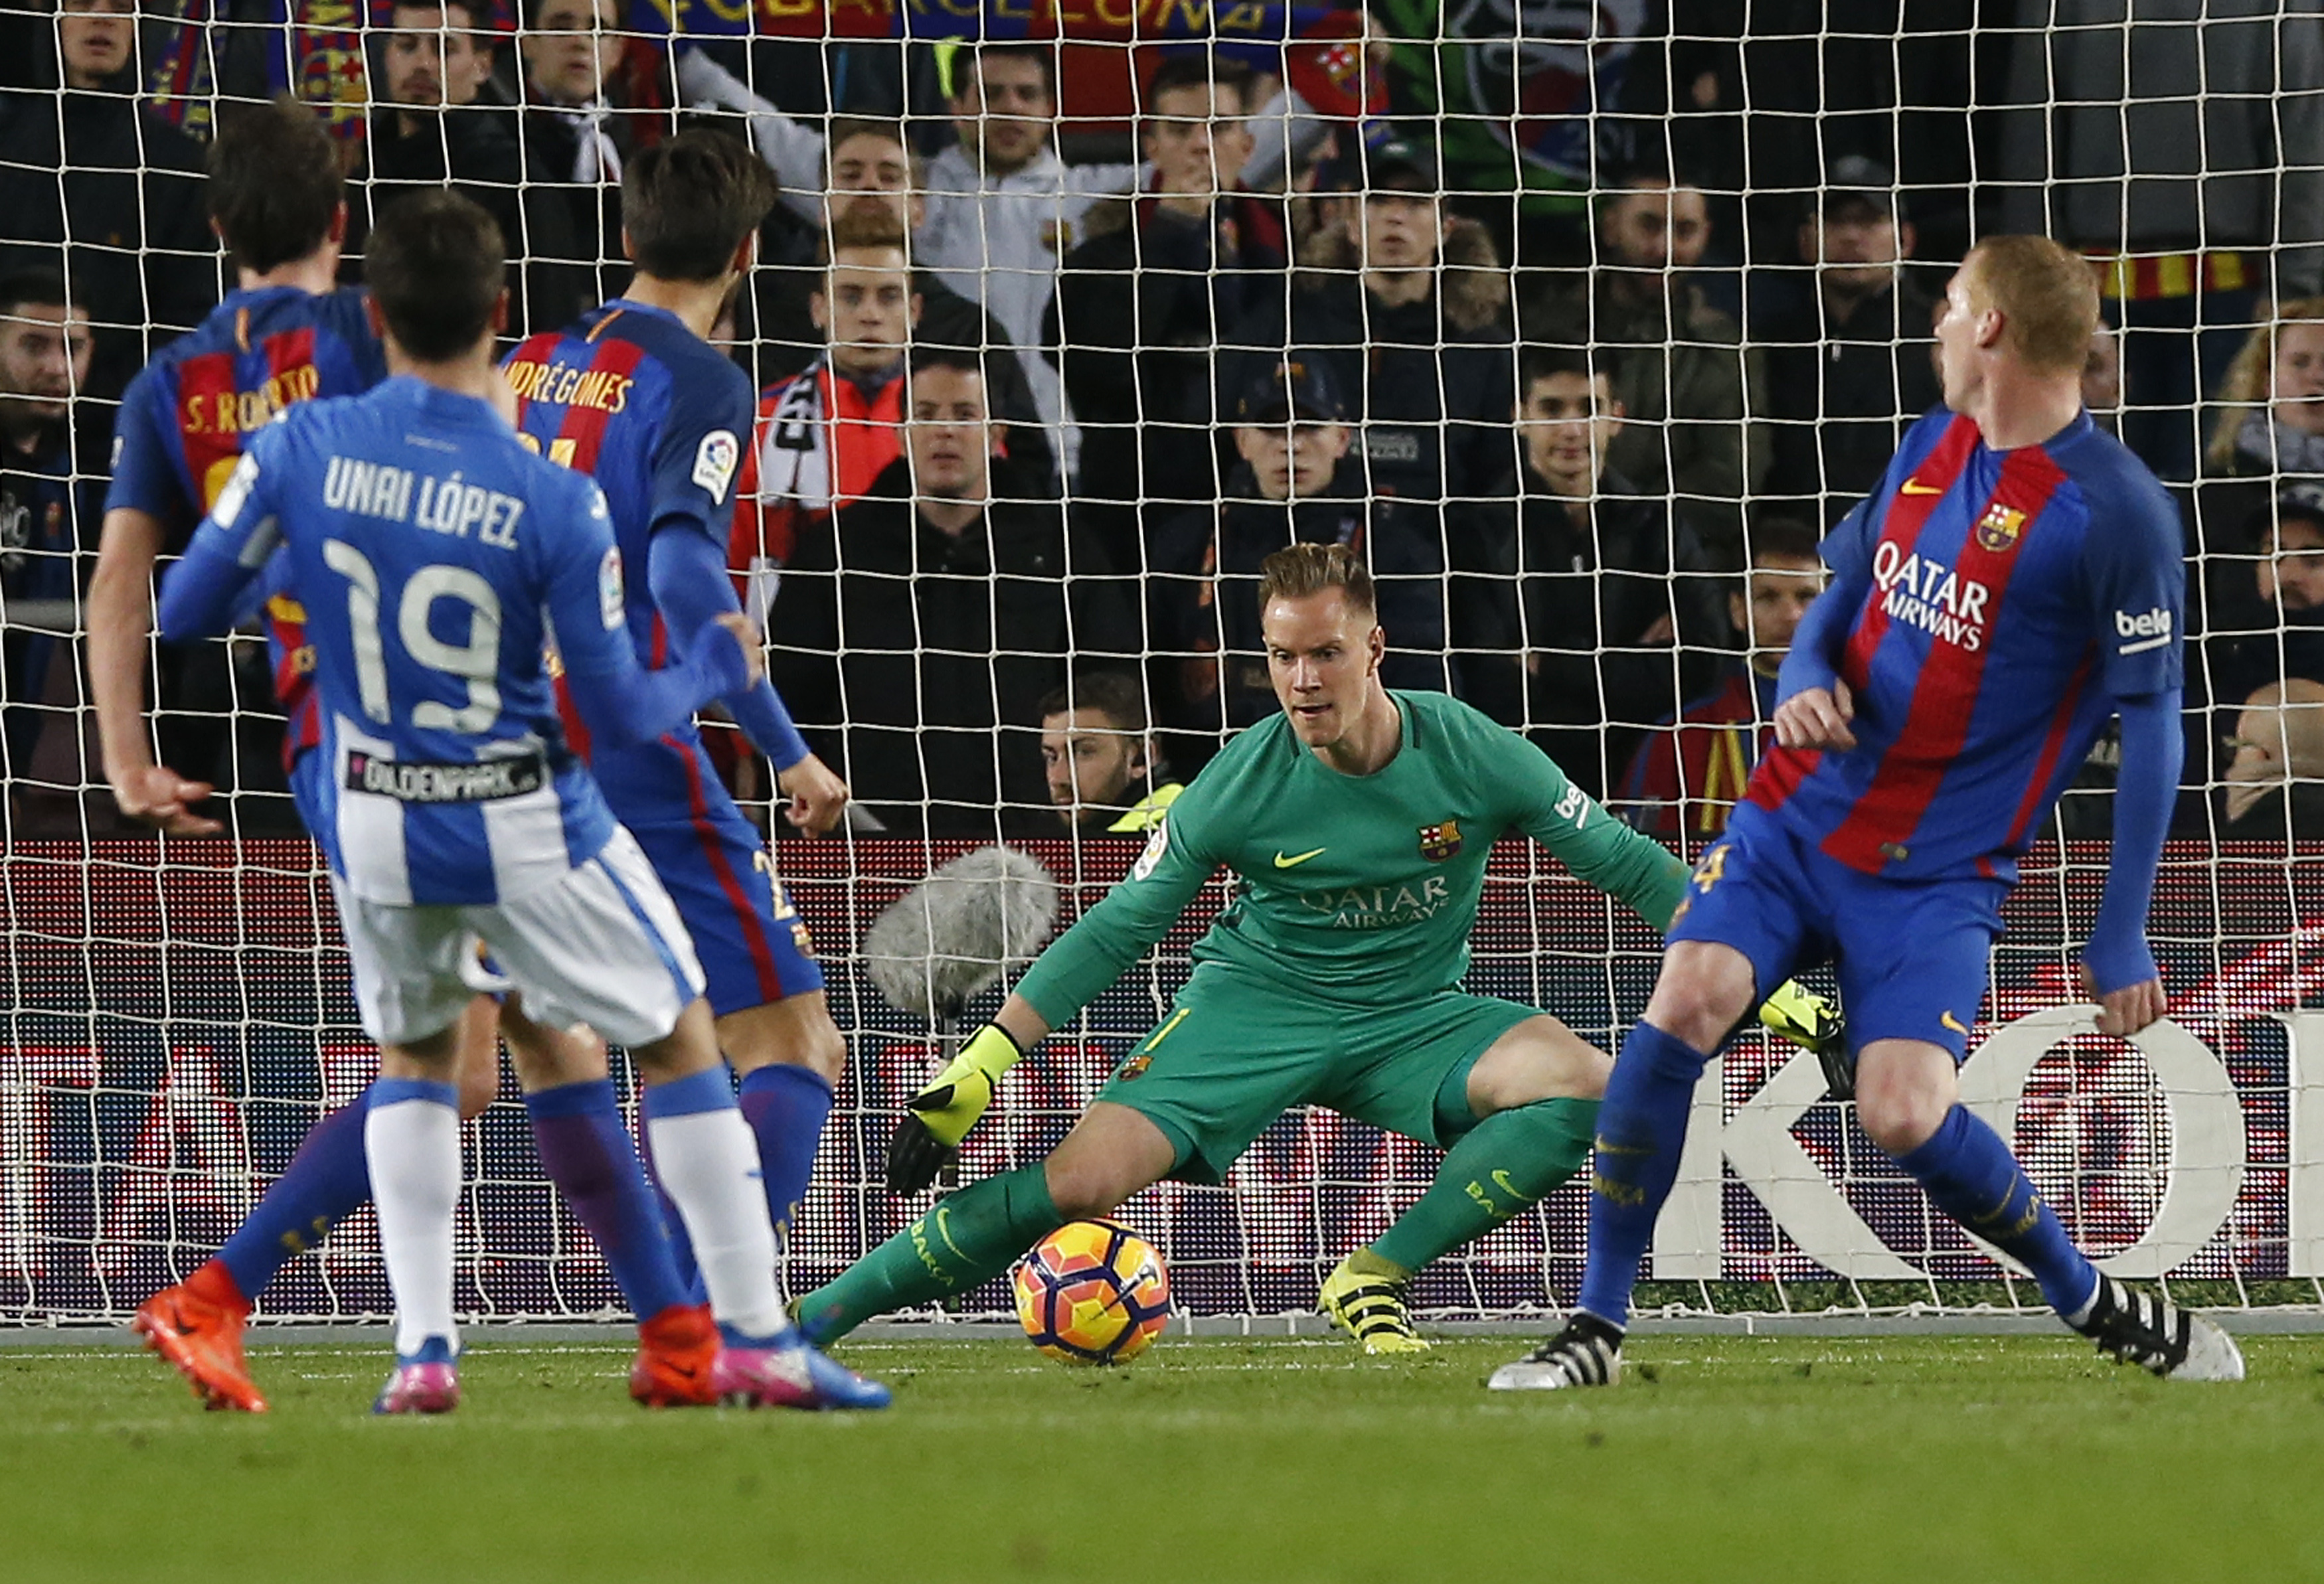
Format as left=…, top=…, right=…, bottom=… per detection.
left=3, top=1334, right=2321, bottom=1583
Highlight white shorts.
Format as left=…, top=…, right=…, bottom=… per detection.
left=333, top=827, right=707, bottom=1049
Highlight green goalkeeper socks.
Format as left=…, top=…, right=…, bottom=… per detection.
left=1370, top=1097, right=1600, bottom=1273
left=793, top=1164, right=1062, bottom=1342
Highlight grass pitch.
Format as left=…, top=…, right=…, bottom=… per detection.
left=3, top=1334, right=2320, bottom=1584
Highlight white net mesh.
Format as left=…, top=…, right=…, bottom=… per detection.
left=2, top=3, right=2323, bottom=1323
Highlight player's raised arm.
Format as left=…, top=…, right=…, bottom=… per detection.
left=884, top=787, right=1224, bottom=1194
left=1504, top=731, right=1690, bottom=930
left=669, top=46, right=829, bottom=224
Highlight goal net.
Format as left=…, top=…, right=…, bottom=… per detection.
left=3, top=3, right=2322, bottom=1326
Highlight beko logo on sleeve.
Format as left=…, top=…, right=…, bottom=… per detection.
left=2115, top=607, right=2173, bottom=654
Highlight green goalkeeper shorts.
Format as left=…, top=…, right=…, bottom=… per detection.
left=1092, top=961, right=1546, bottom=1184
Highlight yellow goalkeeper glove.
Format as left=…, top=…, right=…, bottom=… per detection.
left=884, top=1023, right=1025, bottom=1195
left=1758, top=979, right=1853, bottom=1100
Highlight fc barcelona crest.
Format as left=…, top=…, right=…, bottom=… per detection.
left=1975, top=503, right=2028, bottom=553
left=1418, top=819, right=1463, bottom=862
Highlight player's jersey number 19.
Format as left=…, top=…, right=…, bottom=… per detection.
left=321, top=539, right=504, bottom=734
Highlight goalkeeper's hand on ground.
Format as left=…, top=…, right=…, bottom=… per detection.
left=885, top=1023, right=1025, bottom=1195
left=1757, top=979, right=1853, bottom=1101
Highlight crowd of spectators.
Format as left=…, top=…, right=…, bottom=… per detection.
left=5, top=2, right=2324, bottom=842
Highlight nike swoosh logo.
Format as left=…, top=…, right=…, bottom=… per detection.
left=1900, top=479, right=1944, bottom=495
left=1940, top=1010, right=1969, bottom=1035
left=1274, top=848, right=1327, bottom=868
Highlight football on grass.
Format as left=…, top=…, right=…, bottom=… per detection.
left=1013, top=1220, right=1171, bottom=1364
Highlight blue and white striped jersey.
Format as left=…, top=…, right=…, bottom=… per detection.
left=163, top=376, right=695, bottom=906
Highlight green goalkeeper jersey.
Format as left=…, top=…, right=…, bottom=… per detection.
left=1013, top=691, right=1688, bottom=1024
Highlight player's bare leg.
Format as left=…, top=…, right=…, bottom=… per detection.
left=793, top=1102, right=1176, bottom=1344
left=1326, top=1016, right=1610, bottom=1356
left=1491, top=943, right=1758, bottom=1389
left=1640, top=941, right=1761, bottom=1055
left=1851, top=1039, right=1959, bottom=1154
left=1043, top=1103, right=1179, bottom=1220
left=135, top=995, right=500, bottom=1414
left=1857, top=1038, right=2243, bottom=1382
left=721, top=994, right=848, bottom=1084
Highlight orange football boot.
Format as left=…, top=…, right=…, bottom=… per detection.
left=629, top=1303, right=718, bottom=1407
left=133, top=1280, right=267, bottom=1413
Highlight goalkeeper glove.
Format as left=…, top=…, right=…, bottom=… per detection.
left=885, top=1023, right=1025, bottom=1196
left=1758, top=979, right=1853, bottom=1101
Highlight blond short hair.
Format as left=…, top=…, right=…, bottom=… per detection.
left=1964, top=236, right=2101, bottom=376
left=1256, top=542, right=1376, bottom=620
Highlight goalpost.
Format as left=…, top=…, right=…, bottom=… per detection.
left=2, top=2, right=2321, bottom=1328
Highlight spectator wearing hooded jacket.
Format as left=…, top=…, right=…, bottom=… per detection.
left=1754, top=157, right=1940, bottom=511
left=1522, top=169, right=1765, bottom=562
left=345, top=0, right=587, bottom=339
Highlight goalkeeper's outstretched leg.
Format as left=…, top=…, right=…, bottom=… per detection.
left=792, top=1099, right=1177, bottom=1343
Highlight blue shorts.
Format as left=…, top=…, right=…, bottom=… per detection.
left=596, top=734, right=823, bottom=1018
left=1666, top=803, right=2007, bottom=1063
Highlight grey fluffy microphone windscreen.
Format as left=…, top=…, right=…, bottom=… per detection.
left=861, top=845, right=1062, bottom=1024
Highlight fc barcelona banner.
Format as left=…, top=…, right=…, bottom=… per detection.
left=635, top=0, right=1355, bottom=43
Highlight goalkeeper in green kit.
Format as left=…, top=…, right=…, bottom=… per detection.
left=796, top=544, right=1837, bottom=1352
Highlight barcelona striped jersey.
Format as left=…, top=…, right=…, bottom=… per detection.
left=106, top=285, right=388, bottom=767
left=502, top=300, right=749, bottom=674
left=503, top=299, right=774, bottom=817
left=1745, top=406, right=2185, bottom=882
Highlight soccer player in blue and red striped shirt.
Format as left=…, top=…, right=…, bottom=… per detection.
left=503, top=134, right=857, bottom=1356
left=1498, top=236, right=2245, bottom=1389
left=88, top=100, right=380, bottom=835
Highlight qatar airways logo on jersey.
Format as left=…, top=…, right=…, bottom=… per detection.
left=1872, top=540, right=1993, bottom=652
left=1297, top=875, right=1452, bottom=929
